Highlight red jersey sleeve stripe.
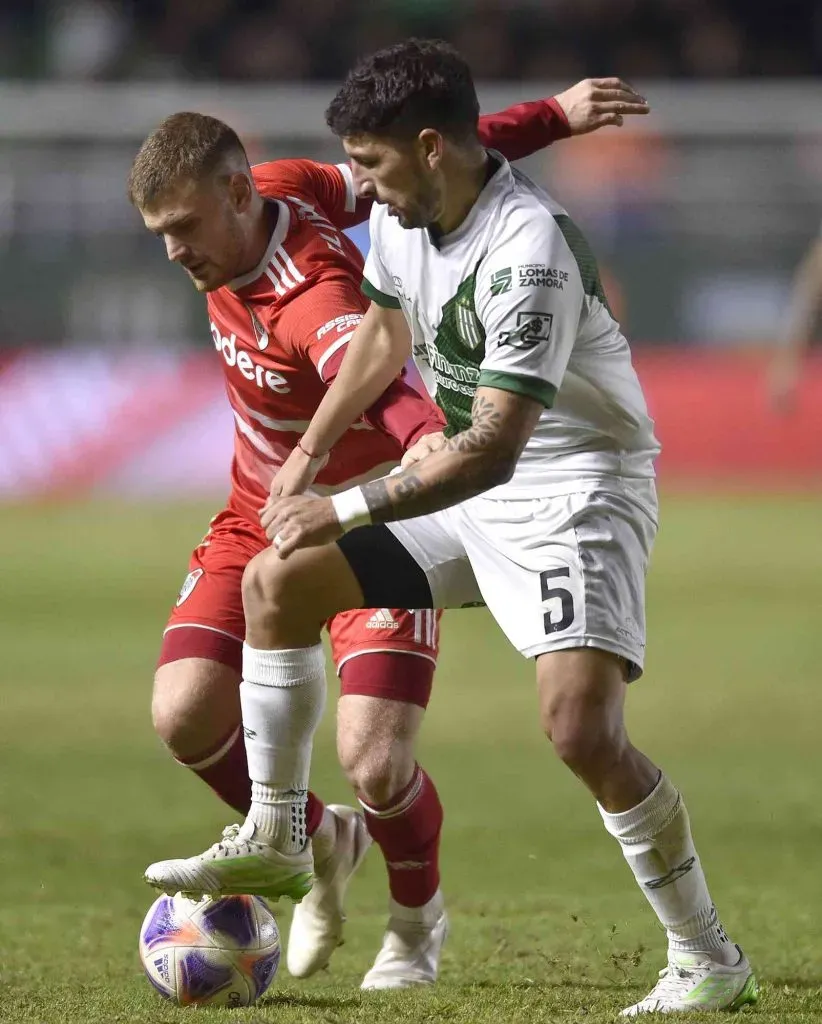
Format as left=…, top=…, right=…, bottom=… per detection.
left=316, top=330, right=356, bottom=382
left=335, top=163, right=357, bottom=213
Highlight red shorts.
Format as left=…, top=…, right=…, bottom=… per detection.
left=158, top=499, right=440, bottom=708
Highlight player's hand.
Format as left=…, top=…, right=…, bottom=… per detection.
left=261, top=495, right=342, bottom=558
left=266, top=443, right=329, bottom=503
left=767, top=350, right=801, bottom=413
left=401, top=431, right=447, bottom=469
left=554, top=78, right=649, bottom=135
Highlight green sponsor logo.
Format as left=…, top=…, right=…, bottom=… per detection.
left=489, top=267, right=512, bottom=295
left=427, top=344, right=480, bottom=396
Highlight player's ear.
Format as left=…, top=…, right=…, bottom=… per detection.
left=417, top=129, right=444, bottom=171
left=227, top=172, right=253, bottom=213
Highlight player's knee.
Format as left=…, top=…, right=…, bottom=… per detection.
left=338, top=732, right=413, bottom=807
left=151, top=672, right=198, bottom=755
left=152, top=661, right=240, bottom=761
left=538, top=650, right=629, bottom=774
left=552, top=719, right=625, bottom=776
left=541, top=691, right=626, bottom=775
left=241, top=549, right=317, bottom=637
left=242, top=551, right=287, bottom=624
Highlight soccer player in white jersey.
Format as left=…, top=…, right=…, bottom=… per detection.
left=146, top=40, right=757, bottom=1014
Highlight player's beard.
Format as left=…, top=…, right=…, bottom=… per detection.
left=198, top=218, right=248, bottom=291
left=399, top=180, right=441, bottom=230
left=222, top=217, right=250, bottom=286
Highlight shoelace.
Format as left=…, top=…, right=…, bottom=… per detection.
left=643, top=961, right=704, bottom=1004
left=206, top=823, right=244, bottom=856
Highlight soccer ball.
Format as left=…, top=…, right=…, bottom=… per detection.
left=139, top=893, right=281, bottom=1007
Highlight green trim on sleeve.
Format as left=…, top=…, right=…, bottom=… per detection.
left=478, top=370, right=557, bottom=408
left=553, top=213, right=612, bottom=313
left=361, top=278, right=401, bottom=309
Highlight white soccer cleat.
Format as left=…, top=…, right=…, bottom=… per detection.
left=621, top=946, right=758, bottom=1016
left=361, top=889, right=448, bottom=990
left=286, top=805, right=372, bottom=978
left=144, top=820, right=314, bottom=904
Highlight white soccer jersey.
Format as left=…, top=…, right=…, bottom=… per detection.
left=363, top=153, right=660, bottom=497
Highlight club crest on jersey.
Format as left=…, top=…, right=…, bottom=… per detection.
left=248, top=308, right=269, bottom=350
left=455, top=296, right=483, bottom=349
left=176, top=568, right=204, bottom=606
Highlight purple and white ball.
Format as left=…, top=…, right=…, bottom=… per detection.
left=139, top=893, right=280, bottom=1007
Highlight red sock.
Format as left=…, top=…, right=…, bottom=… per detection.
left=178, top=727, right=325, bottom=833
left=305, top=790, right=325, bottom=837
left=360, top=764, right=442, bottom=908
left=180, top=727, right=251, bottom=814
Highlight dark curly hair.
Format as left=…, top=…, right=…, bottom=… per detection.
left=325, top=39, right=480, bottom=143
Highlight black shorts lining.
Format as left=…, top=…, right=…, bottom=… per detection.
left=336, top=525, right=434, bottom=609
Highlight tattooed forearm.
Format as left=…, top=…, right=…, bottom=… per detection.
left=361, top=470, right=440, bottom=523
left=360, top=477, right=393, bottom=520
left=360, top=392, right=520, bottom=523
left=449, top=394, right=503, bottom=452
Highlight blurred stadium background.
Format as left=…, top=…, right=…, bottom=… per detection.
left=1, top=4, right=821, bottom=1022
left=1, top=0, right=821, bottom=496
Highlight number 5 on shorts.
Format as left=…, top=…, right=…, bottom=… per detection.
left=540, top=567, right=575, bottom=634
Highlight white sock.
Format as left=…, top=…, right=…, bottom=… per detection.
left=240, top=643, right=327, bottom=853
left=599, top=774, right=736, bottom=962
left=389, top=888, right=444, bottom=927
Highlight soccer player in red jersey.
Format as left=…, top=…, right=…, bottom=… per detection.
left=129, top=80, right=650, bottom=988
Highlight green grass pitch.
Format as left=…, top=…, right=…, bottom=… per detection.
left=0, top=494, right=820, bottom=1023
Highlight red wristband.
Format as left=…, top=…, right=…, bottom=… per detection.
left=297, top=438, right=327, bottom=460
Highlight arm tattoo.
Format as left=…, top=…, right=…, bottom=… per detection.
left=449, top=394, right=502, bottom=453
left=361, top=392, right=517, bottom=523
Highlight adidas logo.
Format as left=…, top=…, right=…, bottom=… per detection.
left=366, top=608, right=400, bottom=630
left=153, top=954, right=171, bottom=984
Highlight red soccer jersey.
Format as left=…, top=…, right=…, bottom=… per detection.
left=207, top=159, right=436, bottom=522
left=204, top=100, right=572, bottom=522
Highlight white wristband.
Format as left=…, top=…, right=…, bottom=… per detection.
left=330, top=486, right=372, bottom=533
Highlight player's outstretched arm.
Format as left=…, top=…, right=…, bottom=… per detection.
left=262, top=386, right=543, bottom=556
left=478, top=78, right=649, bottom=162
left=266, top=301, right=413, bottom=498
left=476, top=96, right=571, bottom=160
left=769, top=235, right=822, bottom=411
left=307, top=79, right=649, bottom=231
left=553, top=78, right=649, bottom=136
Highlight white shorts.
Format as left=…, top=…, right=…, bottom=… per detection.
left=387, top=480, right=658, bottom=680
